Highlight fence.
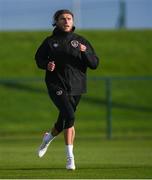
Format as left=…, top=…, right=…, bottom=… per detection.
left=0, top=76, right=152, bottom=139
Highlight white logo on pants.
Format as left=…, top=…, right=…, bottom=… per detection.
left=56, top=90, right=63, bottom=95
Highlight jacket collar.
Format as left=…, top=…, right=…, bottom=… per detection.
left=52, top=26, right=75, bottom=37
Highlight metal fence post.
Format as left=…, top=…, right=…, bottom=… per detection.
left=105, top=78, right=112, bottom=139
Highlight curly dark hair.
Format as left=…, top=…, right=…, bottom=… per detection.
left=52, top=9, right=74, bottom=26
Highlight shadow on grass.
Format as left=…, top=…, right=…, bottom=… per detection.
left=82, top=96, right=152, bottom=112
left=0, top=165, right=152, bottom=171
left=1, top=81, right=152, bottom=112
left=0, top=167, right=65, bottom=171
left=0, top=81, right=45, bottom=94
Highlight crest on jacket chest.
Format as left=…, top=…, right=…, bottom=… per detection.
left=71, top=40, right=79, bottom=48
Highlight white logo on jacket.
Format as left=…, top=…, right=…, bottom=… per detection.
left=71, top=40, right=79, bottom=48
left=53, top=43, right=59, bottom=48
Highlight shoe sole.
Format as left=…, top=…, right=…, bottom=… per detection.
left=66, top=168, right=76, bottom=170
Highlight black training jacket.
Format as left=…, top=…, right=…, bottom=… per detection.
left=35, top=28, right=99, bottom=95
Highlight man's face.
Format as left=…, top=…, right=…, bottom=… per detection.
left=56, top=13, right=74, bottom=32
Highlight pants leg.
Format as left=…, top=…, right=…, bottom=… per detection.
left=48, top=90, right=81, bottom=133
left=63, top=95, right=81, bottom=129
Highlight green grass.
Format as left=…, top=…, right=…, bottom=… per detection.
left=0, top=30, right=152, bottom=178
left=0, top=80, right=152, bottom=138
left=0, top=80, right=152, bottom=178
left=0, top=30, right=152, bottom=77
left=0, top=135, right=152, bottom=179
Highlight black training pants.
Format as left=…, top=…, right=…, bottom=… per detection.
left=48, top=89, right=81, bottom=133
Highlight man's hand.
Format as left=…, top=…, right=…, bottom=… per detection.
left=47, top=61, right=55, bottom=72
left=79, top=43, right=87, bottom=52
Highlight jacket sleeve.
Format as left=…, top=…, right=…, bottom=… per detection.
left=81, top=39, right=99, bottom=69
left=35, top=37, right=50, bottom=70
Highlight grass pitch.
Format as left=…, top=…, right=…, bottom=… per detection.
left=0, top=30, right=152, bottom=178
left=0, top=135, right=152, bottom=179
